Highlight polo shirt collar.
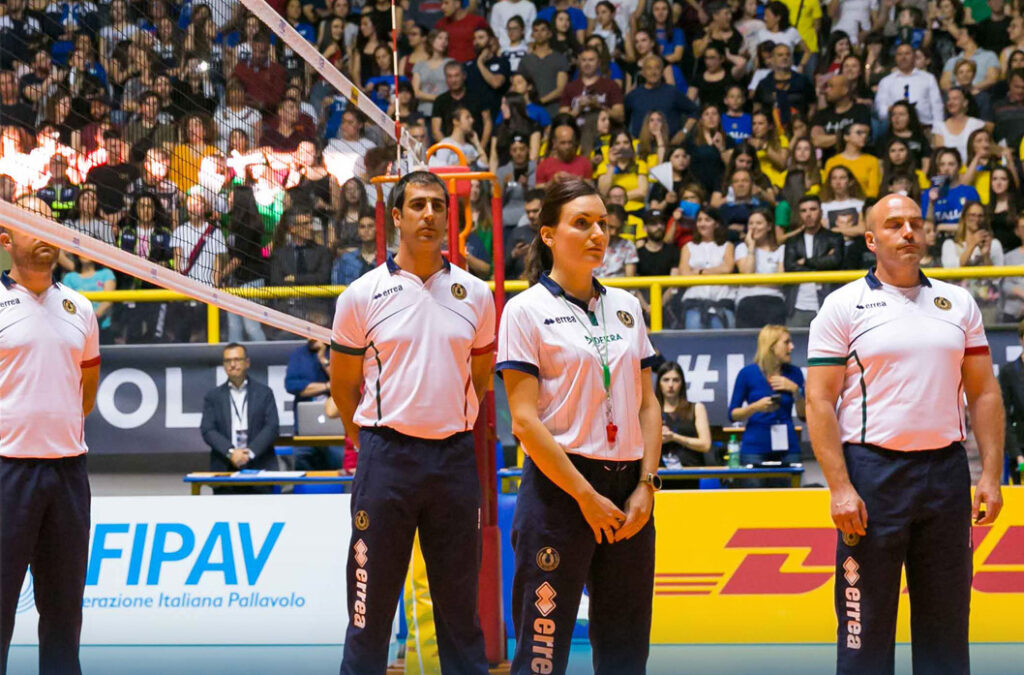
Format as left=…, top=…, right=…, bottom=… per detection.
left=385, top=252, right=451, bottom=275
left=1, top=271, right=58, bottom=291
left=538, top=272, right=606, bottom=311
left=865, top=267, right=931, bottom=290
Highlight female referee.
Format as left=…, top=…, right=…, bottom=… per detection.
left=496, top=178, right=663, bottom=675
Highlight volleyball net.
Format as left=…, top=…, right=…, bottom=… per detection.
left=0, top=0, right=424, bottom=342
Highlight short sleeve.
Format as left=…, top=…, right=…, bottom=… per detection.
left=634, top=297, right=658, bottom=370
left=472, top=288, right=497, bottom=356
left=81, top=311, right=100, bottom=367
left=807, top=295, right=850, bottom=365
left=211, top=230, right=227, bottom=255
left=624, top=242, right=639, bottom=265
left=331, top=286, right=367, bottom=355
left=495, top=300, right=539, bottom=377
left=962, top=292, right=989, bottom=352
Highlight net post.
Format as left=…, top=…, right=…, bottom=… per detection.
left=650, top=283, right=663, bottom=332
left=206, top=304, right=221, bottom=344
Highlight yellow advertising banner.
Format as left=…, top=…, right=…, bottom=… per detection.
left=651, top=487, right=1024, bottom=644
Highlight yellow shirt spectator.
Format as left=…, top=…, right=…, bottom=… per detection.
left=779, top=0, right=822, bottom=54
left=169, top=143, right=218, bottom=194
left=824, top=153, right=882, bottom=199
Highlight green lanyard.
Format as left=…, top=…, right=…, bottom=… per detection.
left=560, top=295, right=612, bottom=394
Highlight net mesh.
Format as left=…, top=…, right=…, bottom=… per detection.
left=0, top=0, right=423, bottom=343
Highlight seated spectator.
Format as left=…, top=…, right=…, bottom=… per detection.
left=992, top=68, right=1024, bottom=155
left=711, top=168, right=767, bottom=240
left=655, top=362, right=711, bottom=486
left=752, top=2, right=808, bottom=62
left=507, top=71, right=553, bottom=129
left=464, top=26, right=509, bottom=123
left=324, top=109, right=377, bottom=184
left=689, top=44, right=740, bottom=109
left=60, top=254, right=116, bottom=343
left=875, top=42, right=945, bottom=129
left=285, top=339, right=343, bottom=470
left=776, top=137, right=821, bottom=233
left=624, top=54, right=698, bottom=140
left=428, top=106, right=488, bottom=169
left=931, top=87, right=987, bottom=164
left=636, top=210, right=678, bottom=277
left=721, top=85, right=752, bottom=143
left=820, top=166, right=866, bottom=240
left=686, top=104, right=736, bottom=197
left=491, top=95, right=542, bottom=168
left=1000, top=214, right=1024, bottom=323
left=674, top=208, right=735, bottom=329
left=332, top=209, right=378, bottom=286
left=35, top=154, right=79, bottom=222
left=224, top=186, right=269, bottom=343
left=123, top=91, right=177, bottom=162
left=735, top=208, right=787, bottom=328
left=810, top=75, right=871, bottom=164
left=349, top=14, right=384, bottom=91
left=593, top=204, right=638, bottom=277
left=560, top=45, right=625, bottom=134
left=116, top=192, right=175, bottom=342
left=748, top=111, right=788, bottom=190
left=518, top=19, right=571, bottom=119
left=987, top=166, right=1022, bottom=251
left=128, top=147, right=179, bottom=224
left=170, top=192, right=226, bottom=342
left=270, top=207, right=332, bottom=322
left=636, top=111, right=670, bottom=167
left=596, top=130, right=649, bottom=214
left=169, top=114, right=218, bottom=194
left=412, top=29, right=453, bottom=119
left=536, top=116, right=592, bottom=187
left=464, top=180, right=496, bottom=279
left=728, top=324, right=805, bottom=485
left=784, top=195, right=844, bottom=327
left=201, top=343, right=280, bottom=492
left=941, top=201, right=1004, bottom=323
left=431, top=60, right=490, bottom=144
left=260, top=98, right=315, bottom=153
left=752, top=42, right=814, bottom=122
left=880, top=138, right=930, bottom=200
left=232, top=31, right=287, bottom=113
left=940, top=25, right=1001, bottom=94
left=501, top=15, right=530, bottom=71
left=648, top=145, right=696, bottom=214
left=923, top=147, right=982, bottom=236
left=875, top=101, right=932, bottom=173
left=64, top=186, right=114, bottom=245
left=435, top=0, right=488, bottom=63
left=505, top=188, right=543, bottom=280
left=962, top=128, right=1019, bottom=205
left=495, top=135, right=536, bottom=230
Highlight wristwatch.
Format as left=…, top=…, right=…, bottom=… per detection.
left=639, top=472, right=662, bottom=492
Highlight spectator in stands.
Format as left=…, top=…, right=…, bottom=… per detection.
left=331, top=177, right=369, bottom=255
left=535, top=116, right=591, bottom=187
left=676, top=207, right=735, bottom=329
left=501, top=15, right=530, bottom=70
left=332, top=209, right=377, bottom=285
left=201, top=343, right=281, bottom=492
left=822, top=123, right=881, bottom=199
left=998, top=317, right=1024, bottom=485
left=752, top=42, right=814, bottom=121
left=783, top=195, right=844, bottom=326
left=436, top=0, right=488, bottom=63
left=993, top=68, right=1024, bottom=152
left=923, top=147, right=981, bottom=236
left=270, top=207, right=332, bottom=321
left=596, top=129, right=648, bottom=214
left=285, top=339, right=344, bottom=470
left=350, top=14, right=384, bottom=92
left=879, top=139, right=927, bottom=204
left=593, top=204, right=638, bottom=277
left=1001, top=215, right=1024, bottom=323
left=625, top=54, right=698, bottom=139
left=560, top=45, right=625, bottom=128
left=874, top=100, right=932, bottom=173
left=36, top=153, right=78, bottom=221
left=399, top=22, right=429, bottom=78
left=412, top=29, right=453, bottom=119
left=962, top=127, right=1018, bottom=205
left=636, top=210, right=678, bottom=277
left=656, top=362, right=711, bottom=481
left=65, top=185, right=114, bottom=245
left=431, top=60, right=490, bottom=144
left=875, top=42, right=945, bottom=129
left=128, top=147, right=179, bottom=223
left=213, top=79, right=261, bottom=153
left=465, top=26, right=510, bottom=123
left=819, top=165, right=866, bottom=249
left=225, top=185, right=269, bottom=342
left=518, top=19, right=571, bottom=119
left=233, top=31, right=286, bottom=113
left=778, top=137, right=822, bottom=229
left=116, top=191, right=174, bottom=343
left=61, top=253, right=116, bottom=343
left=688, top=44, right=741, bottom=109
left=648, top=145, right=695, bottom=215
left=123, top=91, right=176, bottom=162
left=260, top=98, right=314, bottom=153
left=538, top=0, right=586, bottom=45
left=942, top=200, right=1004, bottom=322
left=711, top=168, right=766, bottom=240
left=169, top=114, right=217, bottom=194
left=505, top=188, right=543, bottom=280
left=810, top=75, right=871, bottom=163
left=735, top=207, right=787, bottom=328
left=170, top=192, right=225, bottom=342
left=728, top=324, right=805, bottom=485
left=495, top=134, right=536, bottom=229
left=0, top=69, right=34, bottom=132
left=490, top=0, right=536, bottom=48
left=324, top=109, right=376, bottom=184
left=940, top=25, right=1001, bottom=95
left=429, top=106, right=489, bottom=168
left=987, top=166, right=1021, bottom=250
left=932, top=87, right=987, bottom=164
left=686, top=103, right=735, bottom=197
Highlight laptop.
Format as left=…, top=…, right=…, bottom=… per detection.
left=294, top=400, right=346, bottom=437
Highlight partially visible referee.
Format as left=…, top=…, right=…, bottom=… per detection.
left=806, top=193, right=1004, bottom=675
left=0, top=197, right=100, bottom=675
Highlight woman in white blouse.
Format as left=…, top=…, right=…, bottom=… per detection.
left=931, top=87, right=988, bottom=163
left=941, top=200, right=1004, bottom=322
left=676, top=208, right=735, bottom=329
left=735, top=208, right=786, bottom=328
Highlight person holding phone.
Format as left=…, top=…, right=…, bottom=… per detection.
left=922, top=146, right=981, bottom=237
left=728, top=324, right=806, bottom=486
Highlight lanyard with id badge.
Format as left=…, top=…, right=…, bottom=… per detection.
left=560, top=294, right=618, bottom=446
left=231, top=393, right=248, bottom=448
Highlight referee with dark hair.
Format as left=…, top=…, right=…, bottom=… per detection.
left=0, top=197, right=100, bottom=675
left=807, top=193, right=1004, bottom=675
left=330, top=171, right=495, bottom=674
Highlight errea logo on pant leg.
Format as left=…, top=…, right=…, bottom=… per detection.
left=843, top=557, right=862, bottom=650
left=353, top=539, right=369, bottom=628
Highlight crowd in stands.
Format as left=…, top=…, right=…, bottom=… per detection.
left=3, top=0, right=1024, bottom=340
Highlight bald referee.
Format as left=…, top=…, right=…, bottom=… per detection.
left=330, top=171, right=495, bottom=674
left=0, top=198, right=100, bottom=675
left=806, top=193, right=1004, bottom=675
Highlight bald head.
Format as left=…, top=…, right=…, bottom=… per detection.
left=869, top=193, right=921, bottom=232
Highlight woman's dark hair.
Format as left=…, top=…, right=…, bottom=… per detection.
left=765, top=1, right=791, bottom=30
left=692, top=208, right=727, bottom=245
left=724, top=141, right=772, bottom=193
left=880, top=138, right=920, bottom=199
left=655, top=361, right=694, bottom=421
left=816, top=30, right=851, bottom=75
left=524, top=178, right=602, bottom=285
left=985, top=165, right=1020, bottom=224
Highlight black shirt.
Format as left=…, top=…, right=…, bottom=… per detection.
left=86, top=162, right=140, bottom=216
left=431, top=90, right=487, bottom=139
left=753, top=72, right=815, bottom=120
left=464, top=56, right=509, bottom=119
left=874, top=129, right=932, bottom=168
left=811, top=103, right=872, bottom=161
left=977, top=17, right=1012, bottom=54
left=637, top=243, right=679, bottom=277
left=0, top=101, right=35, bottom=132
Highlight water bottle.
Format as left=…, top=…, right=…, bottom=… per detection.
left=727, top=434, right=740, bottom=468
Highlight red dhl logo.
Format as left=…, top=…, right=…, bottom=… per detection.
left=655, top=526, right=1024, bottom=596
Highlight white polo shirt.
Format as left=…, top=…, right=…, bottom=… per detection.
left=0, top=272, right=100, bottom=458
left=331, top=255, right=496, bottom=440
left=807, top=269, right=988, bottom=452
left=496, top=274, right=658, bottom=462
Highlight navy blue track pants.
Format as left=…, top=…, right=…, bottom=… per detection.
left=340, top=427, right=488, bottom=675
left=836, top=443, right=972, bottom=675
left=510, top=455, right=655, bottom=675
left=0, top=454, right=90, bottom=675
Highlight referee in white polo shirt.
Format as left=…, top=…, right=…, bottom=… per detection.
left=330, top=171, right=495, bottom=675
left=806, top=193, right=1004, bottom=675
left=0, top=197, right=100, bottom=675
left=497, top=179, right=663, bottom=675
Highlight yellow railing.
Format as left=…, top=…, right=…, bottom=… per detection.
left=83, top=266, right=1024, bottom=342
